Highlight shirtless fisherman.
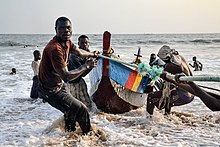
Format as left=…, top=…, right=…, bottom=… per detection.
left=189, top=56, right=203, bottom=71
left=30, top=50, right=41, bottom=98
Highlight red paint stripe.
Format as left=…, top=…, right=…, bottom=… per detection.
left=103, top=31, right=111, bottom=51
left=124, top=70, right=138, bottom=89
left=103, top=31, right=111, bottom=76
left=103, top=59, right=109, bottom=76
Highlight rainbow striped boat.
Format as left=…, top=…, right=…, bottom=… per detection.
left=108, top=60, right=149, bottom=94
left=89, top=31, right=152, bottom=114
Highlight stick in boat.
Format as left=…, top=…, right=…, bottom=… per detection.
left=98, top=54, right=138, bottom=68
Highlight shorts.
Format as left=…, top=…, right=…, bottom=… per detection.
left=30, top=75, right=39, bottom=98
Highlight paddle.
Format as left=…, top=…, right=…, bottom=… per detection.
left=198, top=85, right=220, bottom=92
left=98, top=54, right=220, bottom=82
left=166, top=74, right=220, bottom=82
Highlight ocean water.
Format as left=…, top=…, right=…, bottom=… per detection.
left=0, top=33, right=220, bottom=147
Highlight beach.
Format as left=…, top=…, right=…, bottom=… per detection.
left=0, top=33, right=220, bottom=146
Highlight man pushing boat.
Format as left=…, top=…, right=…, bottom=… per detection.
left=160, top=72, right=220, bottom=111
left=146, top=45, right=220, bottom=115
left=146, top=45, right=195, bottom=115
left=38, top=16, right=99, bottom=134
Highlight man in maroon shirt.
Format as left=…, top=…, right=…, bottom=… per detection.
left=38, top=16, right=98, bottom=134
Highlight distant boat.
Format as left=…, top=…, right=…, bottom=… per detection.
left=90, top=31, right=152, bottom=114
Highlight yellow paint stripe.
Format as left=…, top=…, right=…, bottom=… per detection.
left=131, top=74, right=142, bottom=91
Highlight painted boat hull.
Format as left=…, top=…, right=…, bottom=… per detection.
left=90, top=59, right=148, bottom=114
left=92, top=76, right=139, bottom=113
left=89, top=31, right=149, bottom=114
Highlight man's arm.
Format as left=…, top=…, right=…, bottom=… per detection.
left=55, top=58, right=97, bottom=82
left=70, top=44, right=98, bottom=58
left=167, top=73, right=220, bottom=111
left=189, top=61, right=195, bottom=68
left=55, top=65, right=87, bottom=82
left=81, top=68, right=93, bottom=77
left=199, top=61, right=203, bottom=69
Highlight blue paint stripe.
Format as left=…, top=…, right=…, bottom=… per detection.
left=109, top=60, right=132, bottom=86
left=136, top=74, right=149, bottom=93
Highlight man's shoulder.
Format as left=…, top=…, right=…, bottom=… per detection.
left=44, top=37, right=60, bottom=49
left=44, top=41, right=63, bottom=56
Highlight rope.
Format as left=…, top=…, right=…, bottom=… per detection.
left=159, top=82, right=171, bottom=109
left=158, top=81, right=177, bottom=110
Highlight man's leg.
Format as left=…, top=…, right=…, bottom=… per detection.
left=46, top=88, right=91, bottom=133
left=146, top=91, right=162, bottom=115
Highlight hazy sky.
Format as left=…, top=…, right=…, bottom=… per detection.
left=1, top=0, right=220, bottom=34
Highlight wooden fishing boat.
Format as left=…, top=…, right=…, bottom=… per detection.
left=90, top=31, right=152, bottom=114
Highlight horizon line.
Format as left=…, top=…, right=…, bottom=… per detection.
left=0, top=32, right=220, bottom=35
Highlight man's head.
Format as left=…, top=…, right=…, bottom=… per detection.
left=33, top=50, right=41, bottom=60
left=150, top=53, right=156, bottom=63
left=157, top=45, right=181, bottom=65
left=192, top=56, right=196, bottom=61
left=55, top=17, right=72, bottom=41
left=12, top=68, right=16, bottom=74
left=78, top=35, right=90, bottom=51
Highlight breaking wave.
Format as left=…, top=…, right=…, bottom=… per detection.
left=0, top=41, right=36, bottom=47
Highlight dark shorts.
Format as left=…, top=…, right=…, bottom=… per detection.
left=30, top=75, right=39, bottom=98
left=38, top=85, right=91, bottom=133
